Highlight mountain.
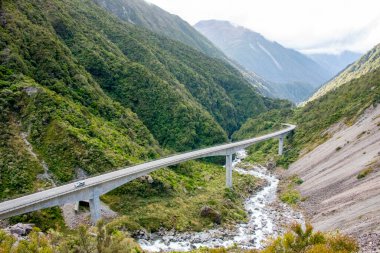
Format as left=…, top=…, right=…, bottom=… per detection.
left=0, top=0, right=285, bottom=201
left=307, top=51, right=361, bottom=77
left=307, top=43, right=380, bottom=102
left=194, top=20, right=332, bottom=103
left=93, top=0, right=224, bottom=59
left=93, top=0, right=275, bottom=99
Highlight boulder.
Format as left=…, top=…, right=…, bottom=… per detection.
left=9, top=223, right=34, bottom=236
left=200, top=206, right=222, bottom=224
left=139, top=175, right=154, bottom=184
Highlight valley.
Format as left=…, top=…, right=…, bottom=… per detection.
left=0, top=0, right=379, bottom=252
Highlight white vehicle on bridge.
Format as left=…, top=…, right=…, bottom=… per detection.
left=74, top=181, right=86, bottom=188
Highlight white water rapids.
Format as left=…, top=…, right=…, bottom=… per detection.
left=139, top=150, right=304, bottom=252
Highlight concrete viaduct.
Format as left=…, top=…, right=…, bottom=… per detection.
left=0, top=124, right=295, bottom=224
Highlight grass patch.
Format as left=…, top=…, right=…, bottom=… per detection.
left=278, top=174, right=303, bottom=206
left=280, top=190, right=302, bottom=205
left=292, top=176, right=304, bottom=185
left=357, top=167, right=374, bottom=179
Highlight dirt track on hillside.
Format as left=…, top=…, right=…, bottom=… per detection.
left=287, top=105, right=380, bottom=251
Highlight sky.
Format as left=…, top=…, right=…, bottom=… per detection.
left=146, top=0, right=380, bottom=54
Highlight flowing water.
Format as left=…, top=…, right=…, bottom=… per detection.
left=139, top=150, right=304, bottom=252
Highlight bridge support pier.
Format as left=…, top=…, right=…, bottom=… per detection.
left=278, top=135, right=284, bottom=155
left=89, top=195, right=101, bottom=224
left=226, top=154, right=233, bottom=188
left=74, top=201, right=79, bottom=213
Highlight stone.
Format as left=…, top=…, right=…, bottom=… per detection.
left=9, top=223, right=34, bottom=236
left=139, top=175, right=154, bottom=184
left=200, top=206, right=222, bottom=224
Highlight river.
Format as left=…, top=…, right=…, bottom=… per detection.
left=139, top=150, right=304, bottom=252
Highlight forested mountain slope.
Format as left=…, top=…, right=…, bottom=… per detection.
left=93, top=0, right=276, bottom=101
left=0, top=0, right=284, bottom=204
left=93, top=0, right=224, bottom=59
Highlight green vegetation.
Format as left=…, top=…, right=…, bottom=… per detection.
left=103, top=160, right=263, bottom=232
left=357, top=167, right=374, bottom=179
left=280, top=190, right=302, bottom=205
left=0, top=223, right=358, bottom=253
left=9, top=207, right=65, bottom=232
left=176, top=224, right=358, bottom=253
left=0, top=0, right=282, bottom=198
left=0, top=68, right=159, bottom=199
left=259, top=223, right=358, bottom=253
left=0, top=0, right=289, bottom=232
left=92, top=0, right=225, bottom=59
left=292, top=176, right=304, bottom=185
left=0, top=221, right=143, bottom=253
left=232, top=108, right=293, bottom=165
left=277, top=174, right=304, bottom=205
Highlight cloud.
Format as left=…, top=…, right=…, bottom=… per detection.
left=146, top=0, right=380, bottom=54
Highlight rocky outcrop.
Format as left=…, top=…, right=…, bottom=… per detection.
left=4, top=223, right=34, bottom=237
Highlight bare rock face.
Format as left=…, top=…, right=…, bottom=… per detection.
left=200, top=206, right=222, bottom=224
left=23, top=87, right=39, bottom=96
left=7, top=223, right=34, bottom=236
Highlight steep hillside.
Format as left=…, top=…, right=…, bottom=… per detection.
left=308, top=43, right=380, bottom=102
left=0, top=0, right=282, bottom=154
left=288, top=104, right=380, bottom=237
left=195, top=20, right=331, bottom=103
left=93, top=0, right=224, bottom=59
left=233, top=44, right=380, bottom=242
left=307, top=51, right=361, bottom=77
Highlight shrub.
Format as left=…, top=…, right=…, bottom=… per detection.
left=357, top=167, right=373, bottom=179
left=280, top=190, right=301, bottom=205
left=261, top=223, right=359, bottom=253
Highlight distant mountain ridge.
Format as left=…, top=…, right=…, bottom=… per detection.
left=307, top=51, right=361, bottom=77
left=307, top=43, right=380, bottom=103
left=194, top=20, right=333, bottom=103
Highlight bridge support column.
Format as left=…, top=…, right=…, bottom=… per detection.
left=278, top=135, right=284, bottom=155
left=226, top=154, right=233, bottom=188
left=89, top=195, right=101, bottom=224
